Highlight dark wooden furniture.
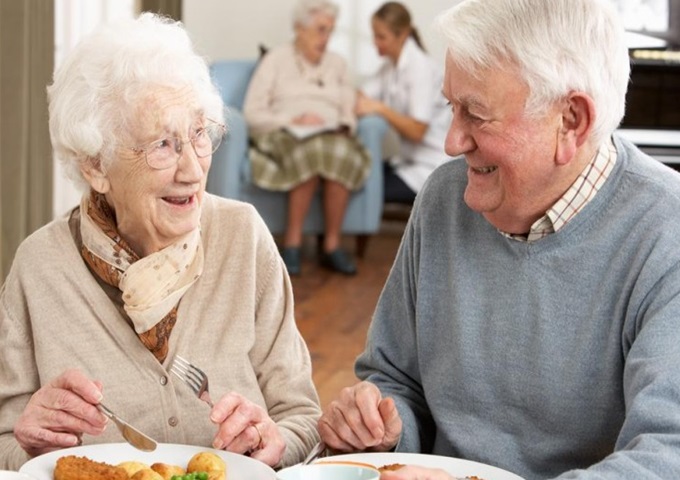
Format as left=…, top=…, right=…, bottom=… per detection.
left=623, top=52, right=680, bottom=129
left=618, top=50, right=680, bottom=170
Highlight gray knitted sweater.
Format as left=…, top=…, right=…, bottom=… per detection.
left=356, top=136, right=680, bottom=479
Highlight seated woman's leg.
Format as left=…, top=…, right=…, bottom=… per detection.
left=322, top=179, right=350, bottom=252
left=281, top=176, right=319, bottom=275
left=285, top=176, right=320, bottom=248
left=320, top=179, right=356, bottom=275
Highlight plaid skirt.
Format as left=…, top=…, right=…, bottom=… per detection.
left=249, top=130, right=371, bottom=191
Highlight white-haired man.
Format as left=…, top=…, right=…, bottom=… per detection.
left=319, top=0, right=680, bottom=478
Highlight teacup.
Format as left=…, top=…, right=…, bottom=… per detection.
left=277, top=463, right=380, bottom=480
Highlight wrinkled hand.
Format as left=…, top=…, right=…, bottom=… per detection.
left=14, top=369, right=107, bottom=456
left=292, top=112, right=325, bottom=126
left=380, top=466, right=454, bottom=480
left=210, top=392, right=285, bottom=467
left=318, top=381, right=402, bottom=452
left=355, top=93, right=384, bottom=117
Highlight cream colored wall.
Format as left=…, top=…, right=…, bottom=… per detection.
left=182, top=0, right=459, bottom=78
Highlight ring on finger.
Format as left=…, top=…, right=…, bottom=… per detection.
left=251, top=423, right=263, bottom=450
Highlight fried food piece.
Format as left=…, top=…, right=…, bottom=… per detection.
left=117, top=461, right=149, bottom=477
left=378, top=464, right=405, bottom=472
left=131, top=469, right=164, bottom=480
left=54, top=455, right=129, bottom=480
left=187, top=452, right=225, bottom=476
left=150, top=463, right=185, bottom=480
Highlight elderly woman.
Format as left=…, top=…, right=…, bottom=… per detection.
left=243, top=0, right=370, bottom=276
left=0, top=13, right=320, bottom=470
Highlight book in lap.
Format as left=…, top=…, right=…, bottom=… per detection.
left=285, top=122, right=339, bottom=140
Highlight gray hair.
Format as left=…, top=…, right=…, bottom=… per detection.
left=436, top=0, right=630, bottom=146
left=48, top=13, right=224, bottom=191
left=292, top=0, right=339, bottom=28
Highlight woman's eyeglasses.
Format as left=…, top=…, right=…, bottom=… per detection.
left=131, top=122, right=226, bottom=170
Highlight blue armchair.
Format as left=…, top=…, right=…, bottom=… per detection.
left=207, top=60, right=388, bottom=257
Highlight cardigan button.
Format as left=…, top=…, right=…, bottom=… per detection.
left=168, top=416, right=179, bottom=427
left=160, top=375, right=168, bottom=386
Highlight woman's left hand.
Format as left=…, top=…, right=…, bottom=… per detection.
left=355, top=93, right=384, bottom=116
left=210, top=392, right=285, bottom=466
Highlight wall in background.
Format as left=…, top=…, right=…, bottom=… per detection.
left=53, top=0, right=135, bottom=218
left=182, top=0, right=458, bottom=82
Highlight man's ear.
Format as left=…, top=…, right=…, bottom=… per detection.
left=79, top=157, right=111, bottom=193
left=555, top=92, right=596, bottom=166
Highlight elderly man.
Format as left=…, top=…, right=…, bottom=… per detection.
left=318, top=0, right=680, bottom=478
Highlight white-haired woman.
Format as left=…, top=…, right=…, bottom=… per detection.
left=0, top=13, right=320, bottom=470
left=244, top=0, right=370, bottom=276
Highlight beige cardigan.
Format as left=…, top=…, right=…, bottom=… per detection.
left=0, top=194, right=320, bottom=470
left=243, top=43, right=357, bottom=135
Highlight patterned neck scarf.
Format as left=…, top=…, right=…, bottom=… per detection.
left=79, top=191, right=204, bottom=362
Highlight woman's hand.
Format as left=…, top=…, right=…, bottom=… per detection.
left=292, top=113, right=325, bottom=126
left=14, top=369, right=107, bottom=456
left=355, top=92, right=384, bottom=117
left=381, top=466, right=455, bottom=480
left=210, top=392, right=285, bottom=467
left=318, top=381, right=402, bottom=452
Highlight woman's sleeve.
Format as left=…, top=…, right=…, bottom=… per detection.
left=0, top=277, right=36, bottom=469
left=405, top=57, right=443, bottom=124
left=248, top=216, right=321, bottom=467
left=337, top=57, right=357, bottom=132
left=243, top=52, right=290, bottom=134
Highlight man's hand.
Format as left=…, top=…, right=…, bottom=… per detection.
left=318, top=381, right=402, bottom=452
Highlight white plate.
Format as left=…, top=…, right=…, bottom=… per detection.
left=317, top=452, right=524, bottom=480
left=19, top=443, right=275, bottom=480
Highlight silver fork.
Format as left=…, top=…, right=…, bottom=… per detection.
left=170, top=355, right=213, bottom=407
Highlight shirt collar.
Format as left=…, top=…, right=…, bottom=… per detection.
left=503, top=138, right=617, bottom=242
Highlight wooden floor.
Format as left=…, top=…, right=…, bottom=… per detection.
left=289, top=215, right=407, bottom=408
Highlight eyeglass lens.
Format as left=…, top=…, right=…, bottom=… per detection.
left=145, top=124, right=224, bottom=169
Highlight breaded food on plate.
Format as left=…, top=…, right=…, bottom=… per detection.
left=54, top=455, right=129, bottom=480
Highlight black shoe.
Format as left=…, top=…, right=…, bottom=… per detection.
left=281, top=247, right=301, bottom=276
left=319, top=248, right=357, bottom=275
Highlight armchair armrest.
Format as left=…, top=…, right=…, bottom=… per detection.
left=355, top=114, right=389, bottom=229
left=207, top=107, right=250, bottom=198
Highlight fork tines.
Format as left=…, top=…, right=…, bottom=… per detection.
left=170, top=355, right=205, bottom=396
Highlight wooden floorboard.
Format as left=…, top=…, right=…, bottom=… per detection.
left=290, top=218, right=406, bottom=407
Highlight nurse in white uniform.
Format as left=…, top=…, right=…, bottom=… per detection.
left=356, top=1, right=452, bottom=203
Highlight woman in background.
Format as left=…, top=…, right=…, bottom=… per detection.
left=0, top=13, right=320, bottom=470
left=244, top=0, right=370, bottom=276
left=357, top=1, right=451, bottom=204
